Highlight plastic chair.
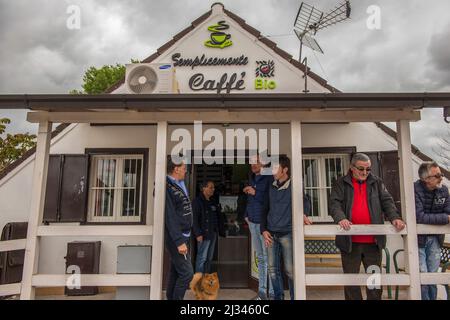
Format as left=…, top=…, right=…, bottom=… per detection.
left=393, top=247, right=450, bottom=300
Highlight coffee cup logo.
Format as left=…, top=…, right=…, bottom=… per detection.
left=205, top=21, right=233, bottom=48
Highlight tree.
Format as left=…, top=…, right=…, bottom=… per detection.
left=0, top=118, right=37, bottom=172
left=432, top=126, right=450, bottom=171
left=70, top=59, right=139, bottom=94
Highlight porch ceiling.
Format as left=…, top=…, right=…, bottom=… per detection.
left=0, top=93, right=449, bottom=111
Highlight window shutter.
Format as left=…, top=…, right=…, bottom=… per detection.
left=59, top=155, right=89, bottom=222
left=43, top=155, right=89, bottom=223
left=380, top=151, right=401, bottom=212
left=43, top=155, right=63, bottom=223
left=364, top=152, right=381, bottom=178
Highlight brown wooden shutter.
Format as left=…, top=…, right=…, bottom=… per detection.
left=43, top=155, right=89, bottom=223
left=364, top=152, right=381, bottom=178
left=59, top=155, right=89, bottom=222
left=380, top=151, right=401, bottom=212
left=43, top=155, right=63, bottom=223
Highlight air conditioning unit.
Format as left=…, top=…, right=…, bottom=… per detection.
left=125, top=63, right=176, bottom=94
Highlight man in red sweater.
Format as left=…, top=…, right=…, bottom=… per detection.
left=330, top=153, right=405, bottom=300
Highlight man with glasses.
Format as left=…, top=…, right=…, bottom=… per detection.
left=165, top=155, right=193, bottom=300
left=329, top=153, right=405, bottom=300
left=414, top=162, right=450, bottom=300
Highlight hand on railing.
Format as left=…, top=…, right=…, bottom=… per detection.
left=303, top=214, right=313, bottom=225
left=338, top=219, right=352, bottom=231
left=391, top=219, right=406, bottom=231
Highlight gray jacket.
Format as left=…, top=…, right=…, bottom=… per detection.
left=329, top=172, right=401, bottom=253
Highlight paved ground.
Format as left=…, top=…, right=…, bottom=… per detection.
left=30, top=287, right=414, bottom=300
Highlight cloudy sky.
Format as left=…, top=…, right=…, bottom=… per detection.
left=0, top=0, right=449, bottom=162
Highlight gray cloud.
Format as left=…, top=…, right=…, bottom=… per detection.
left=0, top=0, right=449, bottom=162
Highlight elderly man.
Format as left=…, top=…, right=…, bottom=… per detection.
left=329, top=152, right=405, bottom=300
left=165, top=156, right=193, bottom=300
left=192, top=180, right=226, bottom=274
left=414, top=162, right=450, bottom=300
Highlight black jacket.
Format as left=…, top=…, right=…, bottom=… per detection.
left=414, top=180, right=450, bottom=247
left=192, top=194, right=227, bottom=239
left=165, top=177, right=193, bottom=247
left=329, top=172, right=401, bottom=253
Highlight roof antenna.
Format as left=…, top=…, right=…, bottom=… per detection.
left=294, top=1, right=351, bottom=63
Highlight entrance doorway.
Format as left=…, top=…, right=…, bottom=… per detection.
left=193, top=162, right=251, bottom=288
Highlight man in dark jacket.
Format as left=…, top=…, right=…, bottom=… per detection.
left=261, top=155, right=312, bottom=300
left=329, top=152, right=405, bottom=300
left=165, top=156, right=193, bottom=300
left=244, top=155, right=274, bottom=300
left=414, top=162, right=450, bottom=300
left=192, top=180, right=226, bottom=273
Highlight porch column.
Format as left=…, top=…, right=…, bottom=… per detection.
left=396, top=120, right=421, bottom=300
left=290, top=121, right=307, bottom=300
left=150, top=121, right=168, bottom=300
left=20, top=121, right=52, bottom=300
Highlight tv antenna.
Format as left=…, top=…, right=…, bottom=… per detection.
left=294, top=1, right=351, bottom=63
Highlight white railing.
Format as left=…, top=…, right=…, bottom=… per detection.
left=31, top=274, right=151, bottom=287
left=300, top=223, right=450, bottom=296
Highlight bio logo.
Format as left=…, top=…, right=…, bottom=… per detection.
left=255, top=60, right=276, bottom=90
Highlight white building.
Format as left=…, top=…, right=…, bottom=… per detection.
left=0, top=3, right=449, bottom=300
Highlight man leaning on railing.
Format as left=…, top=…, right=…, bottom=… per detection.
left=414, top=162, right=450, bottom=300
left=329, top=152, right=405, bottom=300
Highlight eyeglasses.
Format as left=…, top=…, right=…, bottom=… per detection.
left=353, top=166, right=371, bottom=172
left=427, top=173, right=443, bottom=179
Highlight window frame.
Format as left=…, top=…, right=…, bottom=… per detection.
left=302, top=147, right=354, bottom=222
left=85, top=148, right=148, bottom=225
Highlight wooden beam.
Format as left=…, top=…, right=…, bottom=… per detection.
left=306, top=274, right=411, bottom=286
left=420, top=272, right=450, bottom=285
left=416, top=224, right=450, bottom=235
left=27, top=110, right=421, bottom=124
left=37, top=226, right=153, bottom=237
left=304, top=224, right=408, bottom=236
left=0, top=283, right=21, bottom=297
left=291, top=121, right=307, bottom=300
left=149, top=121, right=168, bottom=300
left=0, top=239, right=27, bottom=252
left=397, top=120, right=421, bottom=300
left=32, top=274, right=151, bottom=287
left=20, top=121, right=52, bottom=300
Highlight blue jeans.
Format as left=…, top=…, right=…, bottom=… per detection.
left=248, top=221, right=274, bottom=298
left=195, top=233, right=217, bottom=273
left=267, top=232, right=294, bottom=300
left=419, top=236, right=441, bottom=300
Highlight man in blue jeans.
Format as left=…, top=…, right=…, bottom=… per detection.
left=244, top=155, right=274, bottom=300
left=261, top=155, right=312, bottom=300
left=165, top=156, right=194, bottom=300
left=414, top=162, right=450, bottom=300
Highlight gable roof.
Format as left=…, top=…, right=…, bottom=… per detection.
left=0, top=3, right=447, bottom=182
left=105, top=3, right=340, bottom=94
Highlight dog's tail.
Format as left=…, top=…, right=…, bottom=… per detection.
left=190, top=272, right=203, bottom=291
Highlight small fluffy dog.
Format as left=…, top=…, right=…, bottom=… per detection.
left=189, top=272, right=220, bottom=300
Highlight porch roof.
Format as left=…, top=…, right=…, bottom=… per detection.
left=0, top=92, right=449, bottom=111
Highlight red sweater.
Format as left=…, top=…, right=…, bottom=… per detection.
left=351, top=178, right=375, bottom=244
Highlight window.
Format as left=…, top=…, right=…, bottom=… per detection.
left=88, top=154, right=144, bottom=223
left=303, top=154, right=350, bottom=222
